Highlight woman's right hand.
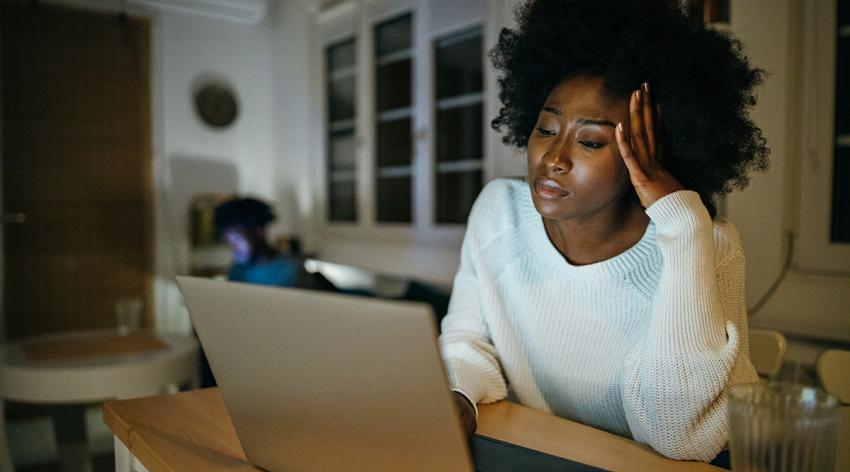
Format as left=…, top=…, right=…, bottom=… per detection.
left=453, top=391, right=477, bottom=438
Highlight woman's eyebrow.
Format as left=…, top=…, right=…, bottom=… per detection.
left=542, top=107, right=616, bottom=128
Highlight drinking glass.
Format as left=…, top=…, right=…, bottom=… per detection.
left=728, top=382, right=839, bottom=472
left=115, top=297, right=143, bottom=336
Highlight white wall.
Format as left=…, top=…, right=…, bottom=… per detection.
left=725, top=0, right=850, bottom=345
left=269, top=0, right=317, bottom=249
left=724, top=0, right=791, bottom=306
left=151, top=6, right=279, bottom=332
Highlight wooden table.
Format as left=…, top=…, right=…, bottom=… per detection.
left=103, top=388, right=722, bottom=472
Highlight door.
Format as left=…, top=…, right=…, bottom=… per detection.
left=1, top=3, right=153, bottom=340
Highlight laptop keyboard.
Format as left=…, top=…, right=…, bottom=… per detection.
left=470, top=435, right=608, bottom=472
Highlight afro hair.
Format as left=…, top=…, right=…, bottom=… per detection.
left=490, top=0, right=770, bottom=216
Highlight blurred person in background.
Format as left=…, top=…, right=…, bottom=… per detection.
left=214, top=197, right=333, bottom=290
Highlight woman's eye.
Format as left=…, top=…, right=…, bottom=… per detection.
left=579, top=140, right=603, bottom=149
left=536, top=127, right=556, bottom=136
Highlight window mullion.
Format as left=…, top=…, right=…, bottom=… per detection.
left=413, top=5, right=432, bottom=233
left=358, top=7, right=376, bottom=229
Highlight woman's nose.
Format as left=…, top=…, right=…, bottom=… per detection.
left=543, top=144, right=572, bottom=175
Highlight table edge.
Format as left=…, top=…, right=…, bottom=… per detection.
left=103, top=398, right=174, bottom=472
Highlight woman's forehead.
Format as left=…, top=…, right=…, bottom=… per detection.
left=542, top=76, right=627, bottom=118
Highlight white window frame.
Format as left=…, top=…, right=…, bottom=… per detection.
left=794, top=0, right=850, bottom=272
left=312, top=0, right=499, bottom=250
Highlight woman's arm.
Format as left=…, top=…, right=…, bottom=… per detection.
left=613, top=84, right=757, bottom=460
left=622, top=191, right=758, bottom=461
left=439, top=226, right=508, bottom=419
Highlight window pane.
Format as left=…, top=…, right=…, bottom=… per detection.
left=377, top=118, right=411, bottom=167
left=326, top=37, right=357, bottom=224
left=375, top=14, right=412, bottom=56
left=436, top=31, right=482, bottom=99
left=328, top=40, right=355, bottom=71
left=329, top=130, right=355, bottom=171
left=329, top=77, right=355, bottom=122
left=329, top=180, right=357, bottom=222
left=436, top=104, right=482, bottom=162
left=831, top=148, right=849, bottom=242
left=433, top=28, right=484, bottom=225
left=373, top=15, right=412, bottom=224
left=436, top=170, right=482, bottom=224
left=376, top=60, right=411, bottom=111
left=377, top=176, right=411, bottom=222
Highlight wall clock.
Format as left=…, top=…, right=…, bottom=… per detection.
left=194, top=81, right=239, bottom=128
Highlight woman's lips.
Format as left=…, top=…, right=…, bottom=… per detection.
left=534, top=177, right=569, bottom=199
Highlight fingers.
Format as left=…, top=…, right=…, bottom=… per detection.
left=641, top=83, right=657, bottom=160
left=629, top=88, right=651, bottom=167
left=616, top=122, right=646, bottom=181
left=622, top=82, right=661, bottom=171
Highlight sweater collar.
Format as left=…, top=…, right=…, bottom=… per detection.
left=519, top=184, right=657, bottom=279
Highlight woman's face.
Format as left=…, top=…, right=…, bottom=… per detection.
left=527, top=75, right=632, bottom=223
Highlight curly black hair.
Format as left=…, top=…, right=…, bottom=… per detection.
left=214, top=197, right=275, bottom=235
left=490, top=0, right=769, bottom=216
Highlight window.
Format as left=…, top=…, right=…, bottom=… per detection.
left=326, top=39, right=358, bottom=222
left=315, top=0, right=497, bottom=249
left=434, top=27, right=484, bottom=224
left=374, top=13, right=414, bottom=223
left=831, top=0, right=849, bottom=241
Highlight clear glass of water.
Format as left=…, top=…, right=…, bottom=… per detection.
left=728, top=382, right=839, bottom=472
left=115, top=297, right=143, bottom=336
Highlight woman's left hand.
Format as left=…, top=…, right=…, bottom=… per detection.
left=615, top=82, right=684, bottom=208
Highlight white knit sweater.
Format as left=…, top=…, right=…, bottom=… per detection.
left=439, top=178, right=758, bottom=461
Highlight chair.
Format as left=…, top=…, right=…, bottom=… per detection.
left=818, top=349, right=850, bottom=403
left=816, top=349, right=850, bottom=472
left=748, top=328, right=787, bottom=380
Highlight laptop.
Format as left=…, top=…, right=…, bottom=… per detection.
left=177, top=276, right=604, bottom=472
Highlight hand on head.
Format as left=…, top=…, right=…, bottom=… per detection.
left=615, top=82, right=684, bottom=209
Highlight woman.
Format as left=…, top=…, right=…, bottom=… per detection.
left=439, top=0, right=768, bottom=463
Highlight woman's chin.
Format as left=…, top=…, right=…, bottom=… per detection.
left=532, top=196, right=575, bottom=221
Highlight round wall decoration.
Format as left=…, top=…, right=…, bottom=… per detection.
left=194, top=80, right=239, bottom=128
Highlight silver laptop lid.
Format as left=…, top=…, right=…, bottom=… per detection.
left=177, top=276, right=473, bottom=472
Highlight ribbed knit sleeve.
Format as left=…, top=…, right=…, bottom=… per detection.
left=622, top=190, right=759, bottom=461
left=439, top=186, right=509, bottom=411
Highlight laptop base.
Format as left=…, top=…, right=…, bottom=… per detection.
left=471, top=434, right=607, bottom=472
